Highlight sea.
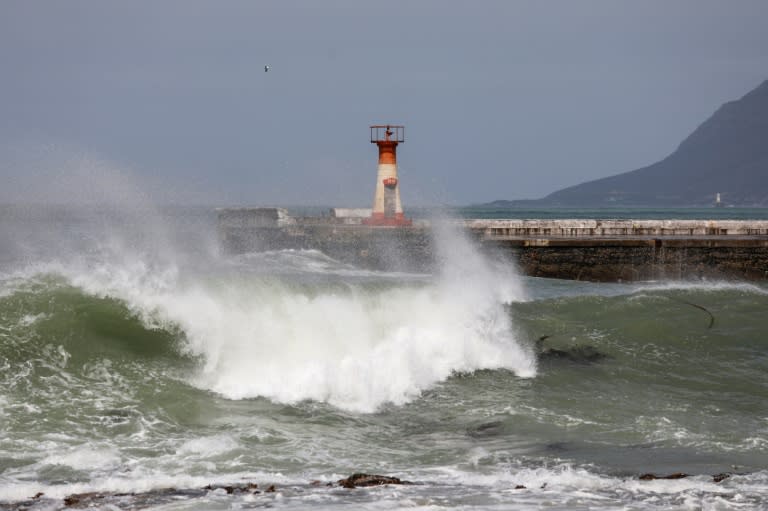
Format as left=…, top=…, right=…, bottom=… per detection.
left=1, top=204, right=767, bottom=510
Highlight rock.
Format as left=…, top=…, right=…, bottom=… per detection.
left=63, top=494, right=79, bottom=506
left=337, top=473, right=410, bottom=488
left=64, top=492, right=99, bottom=506
left=535, top=336, right=608, bottom=363
left=56, top=483, right=272, bottom=509
left=713, top=473, right=731, bottom=483
left=63, top=491, right=133, bottom=507
left=266, top=485, right=276, bottom=492
left=540, top=345, right=607, bottom=363
left=467, top=420, right=505, bottom=438
left=203, top=483, right=260, bottom=495
left=514, top=485, right=526, bottom=489
left=544, top=441, right=570, bottom=452
left=639, top=472, right=688, bottom=480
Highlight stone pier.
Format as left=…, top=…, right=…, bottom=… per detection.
left=470, top=219, right=768, bottom=281
left=217, top=209, right=768, bottom=281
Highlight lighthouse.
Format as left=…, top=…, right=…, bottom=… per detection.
left=363, top=125, right=412, bottom=226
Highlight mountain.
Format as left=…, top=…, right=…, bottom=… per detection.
left=489, top=80, right=768, bottom=207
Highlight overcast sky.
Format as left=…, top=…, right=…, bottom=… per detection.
left=1, top=1, right=767, bottom=207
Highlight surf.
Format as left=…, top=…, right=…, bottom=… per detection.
left=1, top=215, right=537, bottom=413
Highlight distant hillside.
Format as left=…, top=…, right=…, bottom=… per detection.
left=487, top=80, right=768, bottom=207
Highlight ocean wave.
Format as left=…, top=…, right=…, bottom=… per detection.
left=0, top=227, right=536, bottom=413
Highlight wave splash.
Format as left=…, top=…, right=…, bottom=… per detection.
left=3, top=223, right=536, bottom=413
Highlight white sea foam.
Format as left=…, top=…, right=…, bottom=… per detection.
left=187, top=283, right=534, bottom=412
left=176, top=435, right=240, bottom=458
left=0, top=469, right=297, bottom=502
left=634, top=279, right=768, bottom=295
left=40, top=445, right=121, bottom=471
left=34, top=218, right=536, bottom=413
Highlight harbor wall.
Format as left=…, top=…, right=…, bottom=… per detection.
left=483, top=238, right=768, bottom=281
left=217, top=209, right=768, bottom=281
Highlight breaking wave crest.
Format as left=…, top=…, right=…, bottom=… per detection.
left=1, top=230, right=537, bottom=413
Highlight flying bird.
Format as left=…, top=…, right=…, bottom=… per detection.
left=264, top=65, right=270, bottom=72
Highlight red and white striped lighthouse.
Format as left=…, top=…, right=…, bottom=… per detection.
left=363, top=125, right=412, bottom=226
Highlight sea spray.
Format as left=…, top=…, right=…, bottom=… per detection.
left=183, top=217, right=536, bottom=411
left=32, top=212, right=537, bottom=412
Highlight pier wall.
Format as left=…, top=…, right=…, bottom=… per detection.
left=466, top=219, right=768, bottom=238
left=217, top=210, right=768, bottom=281
left=471, top=220, right=768, bottom=281
left=483, top=238, right=768, bottom=281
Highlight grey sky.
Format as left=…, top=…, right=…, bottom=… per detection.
left=1, top=1, right=767, bottom=207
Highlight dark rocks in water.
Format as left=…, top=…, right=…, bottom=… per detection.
left=63, top=493, right=82, bottom=506
left=62, top=489, right=191, bottom=508
left=57, top=483, right=275, bottom=508
left=6, top=471, right=739, bottom=509
left=64, top=491, right=113, bottom=507
left=713, top=473, right=731, bottom=483
left=203, top=482, right=262, bottom=495
left=337, top=473, right=410, bottom=488
left=539, top=345, right=608, bottom=363
left=535, top=335, right=608, bottom=364
left=467, top=420, right=505, bottom=438
left=544, top=441, right=571, bottom=452
left=639, top=472, right=688, bottom=480
left=55, top=478, right=409, bottom=506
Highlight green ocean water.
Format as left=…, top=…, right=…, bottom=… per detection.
left=1, top=207, right=767, bottom=509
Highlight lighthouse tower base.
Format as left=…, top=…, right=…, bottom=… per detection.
left=362, top=212, right=412, bottom=227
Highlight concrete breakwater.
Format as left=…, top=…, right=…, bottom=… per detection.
left=217, top=209, right=768, bottom=281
